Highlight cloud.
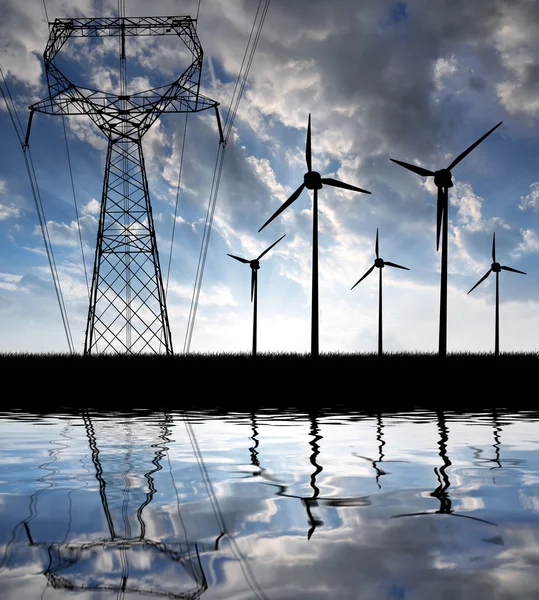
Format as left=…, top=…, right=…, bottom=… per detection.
left=32, top=216, right=96, bottom=247
left=518, top=182, right=539, bottom=212
left=82, top=199, right=100, bottom=215
left=513, top=228, right=539, bottom=257
left=0, top=203, right=22, bottom=221
left=434, top=55, right=458, bottom=91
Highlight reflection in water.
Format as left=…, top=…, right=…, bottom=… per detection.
left=392, top=411, right=498, bottom=527
left=21, top=411, right=213, bottom=598
left=261, top=411, right=372, bottom=540
left=354, top=413, right=409, bottom=489
left=2, top=410, right=539, bottom=599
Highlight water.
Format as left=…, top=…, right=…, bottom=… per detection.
left=1, top=409, right=539, bottom=599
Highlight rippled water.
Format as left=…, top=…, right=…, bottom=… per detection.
left=1, top=409, right=539, bottom=599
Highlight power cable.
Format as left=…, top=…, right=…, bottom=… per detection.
left=183, top=0, right=270, bottom=353
left=42, top=0, right=50, bottom=32
left=182, top=415, right=271, bottom=600
left=61, top=116, right=90, bottom=299
left=165, top=113, right=188, bottom=299
left=0, top=66, right=75, bottom=352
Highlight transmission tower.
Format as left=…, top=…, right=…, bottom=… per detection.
left=27, top=15, right=223, bottom=355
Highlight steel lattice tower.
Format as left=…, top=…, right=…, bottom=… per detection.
left=28, top=16, right=222, bottom=355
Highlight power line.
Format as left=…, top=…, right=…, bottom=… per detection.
left=182, top=415, right=270, bottom=600
left=0, top=66, right=75, bottom=353
left=42, top=0, right=50, bottom=31
left=165, top=113, right=189, bottom=298
left=62, top=116, right=90, bottom=299
left=183, top=0, right=271, bottom=353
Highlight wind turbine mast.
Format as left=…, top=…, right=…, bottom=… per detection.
left=390, top=122, right=502, bottom=357
left=27, top=13, right=222, bottom=355
left=259, top=114, right=371, bottom=357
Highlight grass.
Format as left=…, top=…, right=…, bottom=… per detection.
left=3, top=351, right=537, bottom=409
left=2, top=350, right=538, bottom=367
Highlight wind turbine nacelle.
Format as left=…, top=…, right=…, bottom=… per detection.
left=491, top=262, right=501, bottom=273
left=304, top=171, right=323, bottom=190
left=434, top=169, right=453, bottom=188
left=250, top=259, right=261, bottom=270
left=375, top=258, right=385, bottom=268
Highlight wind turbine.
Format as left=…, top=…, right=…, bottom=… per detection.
left=390, top=121, right=502, bottom=357
left=258, top=114, right=371, bottom=357
left=351, top=228, right=409, bottom=355
left=467, top=232, right=526, bottom=357
left=227, top=234, right=286, bottom=356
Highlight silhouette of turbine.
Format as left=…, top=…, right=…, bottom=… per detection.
left=467, top=232, right=526, bottom=357
left=258, top=114, right=371, bottom=357
left=227, top=234, right=285, bottom=356
left=351, top=228, right=409, bottom=355
left=390, top=121, right=502, bottom=358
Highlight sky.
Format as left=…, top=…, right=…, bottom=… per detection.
left=0, top=0, right=538, bottom=355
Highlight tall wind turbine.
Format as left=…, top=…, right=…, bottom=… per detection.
left=467, top=232, right=526, bottom=357
left=351, top=228, right=409, bottom=355
left=390, top=121, right=502, bottom=357
left=258, top=114, right=371, bottom=357
left=227, top=234, right=286, bottom=356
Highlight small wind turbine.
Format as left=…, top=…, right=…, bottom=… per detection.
left=258, top=114, right=371, bottom=357
left=351, top=228, right=409, bottom=355
left=227, top=234, right=286, bottom=356
left=390, top=121, right=502, bottom=357
left=467, top=232, right=526, bottom=357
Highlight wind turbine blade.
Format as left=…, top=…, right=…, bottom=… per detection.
left=384, top=261, right=410, bottom=270
left=375, top=228, right=379, bottom=259
left=306, top=113, right=312, bottom=172
left=351, top=264, right=375, bottom=290
left=258, top=183, right=305, bottom=232
left=447, top=122, right=503, bottom=171
left=492, top=232, right=496, bottom=263
left=389, top=158, right=434, bottom=177
left=251, top=269, right=255, bottom=302
left=320, top=178, right=371, bottom=194
left=467, top=269, right=492, bottom=294
left=257, top=233, right=286, bottom=260
left=436, top=187, right=444, bottom=251
left=500, top=266, right=526, bottom=275
left=227, top=254, right=250, bottom=264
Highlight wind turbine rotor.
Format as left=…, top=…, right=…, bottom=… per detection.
left=227, top=254, right=250, bottom=264
left=258, top=184, right=305, bottom=232
left=492, top=232, right=496, bottom=263
left=375, top=228, right=379, bottom=259
left=436, top=187, right=445, bottom=252
left=306, top=113, right=312, bottom=173
left=389, top=159, right=434, bottom=177
left=384, top=261, right=410, bottom=270
left=251, top=269, right=257, bottom=302
left=500, top=265, right=526, bottom=275
left=351, top=264, right=375, bottom=290
left=319, top=177, right=371, bottom=194
left=467, top=269, right=492, bottom=295
left=257, top=233, right=286, bottom=260
left=446, top=122, right=503, bottom=171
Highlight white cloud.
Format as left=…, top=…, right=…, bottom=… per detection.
left=433, top=55, right=458, bottom=91
left=32, top=216, right=95, bottom=247
left=0, top=203, right=21, bottom=221
left=246, top=156, right=288, bottom=202
left=519, top=182, right=539, bottom=212
left=167, top=281, right=237, bottom=307
left=82, top=199, right=100, bottom=215
left=513, top=228, right=539, bottom=257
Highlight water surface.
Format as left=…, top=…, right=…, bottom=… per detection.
left=1, top=409, right=539, bottom=599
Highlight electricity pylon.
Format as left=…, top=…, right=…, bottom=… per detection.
left=27, top=16, right=223, bottom=355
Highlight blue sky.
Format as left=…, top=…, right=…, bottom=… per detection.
left=0, top=0, right=538, bottom=354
